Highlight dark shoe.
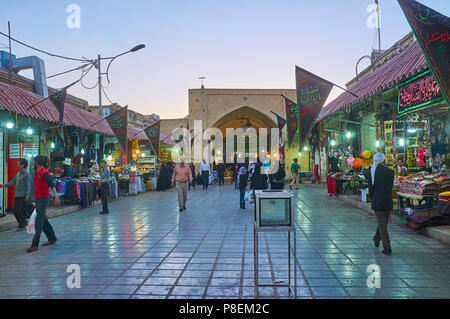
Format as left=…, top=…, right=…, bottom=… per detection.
left=42, top=241, right=56, bottom=247
left=381, top=249, right=392, bottom=256
left=99, top=211, right=109, bottom=214
left=373, top=238, right=380, bottom=248
left=26, top=247, right=38, bottom=253
left=179, top=208, right=184, bottom=212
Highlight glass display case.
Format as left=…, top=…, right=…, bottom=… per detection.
left=254, top=190, right=294, bottom=231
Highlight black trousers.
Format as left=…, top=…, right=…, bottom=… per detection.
left=218, top=173, right=225, bottom=186
left=12, top=196, right=27, bottom=228
left=101, top=182, right=110, bottom=213
left=202, top=171, right=209, bottom=190
left=189, top=175, right=196, bottom=189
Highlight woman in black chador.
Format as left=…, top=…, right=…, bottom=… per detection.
left=156, top=162, right=168, bottom=191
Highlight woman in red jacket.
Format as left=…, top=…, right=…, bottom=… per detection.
left=27, top=155, right=60, bottom=253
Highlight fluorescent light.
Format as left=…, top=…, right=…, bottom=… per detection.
left=303, top=146, right=308, bottom=151
left=346, top=131, right=351, bottom=139
left=26, top=127, right=33, bottom=135
left=407, top=129, right=417, bottom=133
left=375, top=141, right=380, bottom=147
left=330, top=140, right=336, bottom=146
left=399, top=139, right=405, bottom=146
left=81, top=149, right=85, bottom=154
left=6, top=121, right=13, bottom=129
left=51, top=142, right=55, bottom=148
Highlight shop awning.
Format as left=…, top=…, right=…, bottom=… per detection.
left=160, top=132, right=176, bottom=146
left=318, top=41, right=428, bottom=121
left=128, top=126, right=147, bottom=140
left=0, top=81, right=113, bottom=135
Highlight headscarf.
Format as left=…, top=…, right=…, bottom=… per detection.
left=371, top=153, right=385, bottom=185
left=238, top=167, right=247, bottom=175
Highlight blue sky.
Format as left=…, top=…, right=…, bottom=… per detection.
left=1, top=0, right=449, bottom=118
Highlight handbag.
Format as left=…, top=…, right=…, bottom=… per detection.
left=27, top=209, right=37, bottom=234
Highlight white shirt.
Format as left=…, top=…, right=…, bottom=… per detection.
left=200, top=162, right=211, bottom=172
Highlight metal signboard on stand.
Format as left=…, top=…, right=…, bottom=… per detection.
left=253, top=189, right=297, bottom=298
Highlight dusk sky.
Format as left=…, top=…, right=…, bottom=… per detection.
left=1, top=0, right=448, bottom=119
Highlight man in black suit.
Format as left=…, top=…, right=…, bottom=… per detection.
left=368, top=153, right=394, bottom=255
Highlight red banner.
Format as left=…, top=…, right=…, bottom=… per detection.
left=296, top=66, right=333, bottom=150
left=398, top=0, right=450, bottom=106
left=105, top=106, right=128, bottom=156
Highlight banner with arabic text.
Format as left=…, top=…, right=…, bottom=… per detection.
left=144, top=121, right=161, bottom=158
left=283, top=96, right=298, bottom=147
left=398, top=0, right=450, bottom=105
left=295, top=66, right=333, bottom=150
left=105, top=106, right=128, bottom=156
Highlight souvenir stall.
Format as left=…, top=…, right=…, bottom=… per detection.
left=396, top=171, right=450, bottom=229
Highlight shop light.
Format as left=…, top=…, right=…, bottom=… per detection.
left=136, top=149, right=140, bottom=154
left=346, top=131, right=351, bottom=139
left=407, top=128, right=417, bottom=133
left=141, top=153, right=145, bottom=157
left=303, top=146, right=308, bottom=151
left=51, top=142, right=55, bottom=149
left=81, top=149, right=85, bottom=154
left=298, top=152, right=302, bottom=156
left=6, top=120, right=14, bottom=129
left=375, top=140, right=380, bottom=147
left=26, top=127, right=33, bottom=135
left=399, top=139, right=405, bottom=146
left=330, top=140, right=336, bottom=146
left=107, top=155, right=113, bottom=161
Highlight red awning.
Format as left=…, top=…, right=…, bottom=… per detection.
left=318, top=41, right=428, bottom=121
left=0, top=81, right=112, bottom=135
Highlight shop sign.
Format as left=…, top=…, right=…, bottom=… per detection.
left=9, top=144, right=20, bottom=159
left=398, top=71, right=444, bottom=114
left=22, top=146, right=38, bottom=158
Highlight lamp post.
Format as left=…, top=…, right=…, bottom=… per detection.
left=96, top=44, right=146, bottom=117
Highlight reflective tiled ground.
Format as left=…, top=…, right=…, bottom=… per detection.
left=0, top=184, right=449, bottom=299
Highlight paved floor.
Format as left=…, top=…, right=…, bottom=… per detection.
left=0, top=184, right=449, bottom=299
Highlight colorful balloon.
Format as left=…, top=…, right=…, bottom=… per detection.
left=360, top=151, right=366, bottom=159
left=354, top=158, right=363, bottom=168
left=347, top=157, right=354, bottom=166
left=363, top=150, right=372, bottom=159
left=418, top=159, right=425, bottom=166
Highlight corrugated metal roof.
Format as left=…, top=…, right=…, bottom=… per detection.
left=318, top=41, right=428, bottom=121
left=0, top=81, right=172, bottom=143
left=0, top=81, right=112, bottom=135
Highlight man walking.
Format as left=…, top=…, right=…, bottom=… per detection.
left=368, top=153, right=394, bottom=256
left=200, top=159, right=211, bottom=190
left=99, top=160, right=110, bottom=215
left=188, top=162, right=196, bottom=190
left=290, top=158, right=300, bottom=190
left=27, top=155, right=60, bottom=253
left=171, top=160, right=192, bottom=212
left=217, top=160, right=225, bottom=186
left=0, top=158, right=32, bottom=231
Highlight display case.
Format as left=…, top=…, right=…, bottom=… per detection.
left=254, top=190, right=294, bottom=231
left=137, top=155, right=156, bottom=173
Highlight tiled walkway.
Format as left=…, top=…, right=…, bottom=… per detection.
left=0, top=184, right=449, bottom=299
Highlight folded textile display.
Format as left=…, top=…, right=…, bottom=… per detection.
left=398, top=173, right=449, bottom=196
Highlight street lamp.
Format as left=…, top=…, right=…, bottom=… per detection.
left=96, top=44, right=146, bottom=117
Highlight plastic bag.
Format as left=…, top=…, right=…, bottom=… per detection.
left=249, top=191, right=255, bottom=205
left=244, top=191, right=251, bottom=202
left=27, top=209, right=37, bottom=234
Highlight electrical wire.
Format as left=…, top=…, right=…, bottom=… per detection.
left=0, top=31, right=91, bottom=62
left=47, top=62, right=92, bottom=79
left=79, top=63, right=99, bottom=90
left=101, top=84, right=115, bottom=105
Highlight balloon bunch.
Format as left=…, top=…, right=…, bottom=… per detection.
left=360, top=150, right=372, bottom=160
left=347, top=156, right=363, bottom=168
left=417, top=148, right=425, bottom=166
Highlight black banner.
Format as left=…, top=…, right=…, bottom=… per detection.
left=105, top=106, right=128, bottom=156
left=144, top=121, right=161, bottom=158
left=295, top=66, right=333, bottom=150
left=283, top=96, right=298, bottom=147
left=49, top=88, right=67, bottom=140
left=398, top=0, right=450, bottom=106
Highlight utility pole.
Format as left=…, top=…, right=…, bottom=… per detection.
left=8, top=21, right=12, bottom=85
left=97, top=55, right=102, bottom=117
left=376, top=0, right=381, bottom=51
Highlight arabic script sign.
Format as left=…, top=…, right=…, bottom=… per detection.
left=398, top=71, right=443, bottom=114
left=283, top=96, right=298, bottom=146
left=105, top=106, right=128, bottom=156
left=398, top=0, right=450, bottom=105
left=144, top=121, right=161, bottom=157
